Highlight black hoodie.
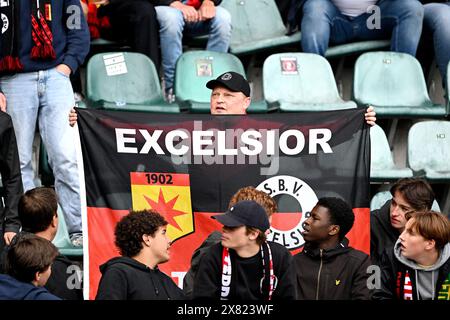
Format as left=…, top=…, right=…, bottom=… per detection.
left=96, top=256, right=185, bottom=300
left=371, top=200, right=400, bottom=266
left=293, top=239, right=371, bottom=300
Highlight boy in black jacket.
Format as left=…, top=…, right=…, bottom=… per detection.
left=1, top=187, right=83, bottom=300
left=96, top=210, right=185, bottom=300
left=373, top=211, right=450, bottom=300
left=371, top=178, right=435, bottom=266
left=193, top=200, right=296, bottom=300
left=293, top=197, right=371, bottom=300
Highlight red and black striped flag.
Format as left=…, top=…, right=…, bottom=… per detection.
left=75, top=108, right=371, bottom=299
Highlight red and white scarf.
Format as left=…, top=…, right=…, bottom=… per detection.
left=221, top=242, right=277, bottom=300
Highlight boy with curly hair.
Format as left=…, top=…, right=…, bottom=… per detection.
left=96, top=210, right=185, bottom=300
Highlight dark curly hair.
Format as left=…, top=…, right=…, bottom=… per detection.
left=115, top=210, right=167, bottom=257
left=317, top=197, right=355, bottom=240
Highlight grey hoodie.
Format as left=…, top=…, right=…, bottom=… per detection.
left=394, top=239, right=450, bottom=300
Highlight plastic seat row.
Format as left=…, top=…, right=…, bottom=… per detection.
left=83, top=50, right=449, bottom=117
left=371, top=121, right=450, bottom=182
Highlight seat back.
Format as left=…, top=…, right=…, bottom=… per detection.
left=220, top=0, right=289, bottom=46
left=263, top=53, right=343, bottom=105
left=52, top=207, right=83, bottom=257
left=175, top=51, right=246, bottom=104
left=370, top=125, right=396, bottom=170
left=354, top=52, right=433, bottom=107
left=447, top=62, right=450, bottom=114
left=370, top=191, right=442, bottom=212
left=86, top=52, right=164, bottom=106
left=408, top=121, right=450, bottom=174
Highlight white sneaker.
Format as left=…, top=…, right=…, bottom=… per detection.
left=165, top=88, right=175, bottom=104
left=70, top=233, right=83, bottom=247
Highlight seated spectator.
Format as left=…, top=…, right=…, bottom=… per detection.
left=0, top=233, right=60, bottom=300
left=193, top=200, right=296, bottom=300
left=418, top=0, right=450, bottom=88
left=300, top=0, right=424, bottom=56
left=373, top=211, right=450, bottom=300
left=0, top=111, right=22, bottom=253
left=14, top=187, right=82, bottom=300
left=154, top=0, right=232, bottom=102
left=91, top=0, right=160, bottom=67
left=96, top=210, right=185, bottom=300
left=371, top=178, right=435, bottom=266
left=183, top=186, right=277, bottom=298
left=293, top=197, right=371, bottom=300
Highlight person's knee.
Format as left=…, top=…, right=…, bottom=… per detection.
left=424, top=3, right=450, bottom=26
left=155, top=6, right=184, bottom=33
left=303, top=0, right=335, bottom=18
left=211, top=7, right=231, bottom=34
left=131, top=2, right=157, bottom=20
left=396, top=0, right=424, bottom=19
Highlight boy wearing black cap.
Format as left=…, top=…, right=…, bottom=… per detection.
left=193, top=200, right=296, bottom=300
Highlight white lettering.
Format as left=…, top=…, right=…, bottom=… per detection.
left=116, top=128, right=137, bottom=153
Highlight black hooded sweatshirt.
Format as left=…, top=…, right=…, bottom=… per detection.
left=293, top=239, right=371, bottom=300
left=371, top=200, right=400, bottom=266
left=96, top=256, right=185, bottom=300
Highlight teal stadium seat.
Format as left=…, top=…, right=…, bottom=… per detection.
left=86, top=52, right=180, bottom=113
left=353, top=52, right=447, bottom=118
left=39, top=143, right=54, bottom=187
left=52, top=206, right=83, bottom=257
left=220, top=0, right=301, bottom=55
left=263, top=53, right=357, bottom=112
left=175, top=50, right=269, bottom=113
left=447, top=62, right=450, bottom=114
left=175, top=51, right=244, bottom=112
left=408, top=121, right=450, bottom=181
left=370, top=190, right=441, bottom=212
left=370, top=124, right=413, bottom=182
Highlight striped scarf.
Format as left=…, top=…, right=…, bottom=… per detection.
left=0, top=0, right=55, bottom=73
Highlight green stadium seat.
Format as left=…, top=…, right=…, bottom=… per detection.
left=174, top=50, right=246, bottom=113
left=39, top=143, right=54, bottom=187
left=447, top=62, right=450, bottom=114
left=353, top=52, right=447, bottom=118
left=220, top=0, right=301, bottom=55
left=370, top=124, right=413, bottom=182
left=370, top=190, right=441, bottom=212
left=52, top=206, right=83, bottom=257
left=407, top=121, right=450, bottom=181
left=86, top=52, right=180, bottom=113
left=263, top=53, right=357, bottom=112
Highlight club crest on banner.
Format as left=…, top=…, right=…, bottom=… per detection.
left=257, top=175, right=318, bottom=250
left=130, top=172, right=194, bottom=243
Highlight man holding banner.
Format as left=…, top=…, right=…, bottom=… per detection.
left=73, top=69, right=376, bottom=299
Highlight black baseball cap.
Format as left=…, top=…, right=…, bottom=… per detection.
left=206, top=71, right=251, bottom=97
left=212, top=200, right=270, bottom=232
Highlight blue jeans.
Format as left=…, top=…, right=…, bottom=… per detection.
left=155, top=6, right=231, bottom=90
left=424, top=2, right=450, bottom=86
left=0, top=68, right=82, bottom=235
left=301, top=0, right=424, bottom=56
